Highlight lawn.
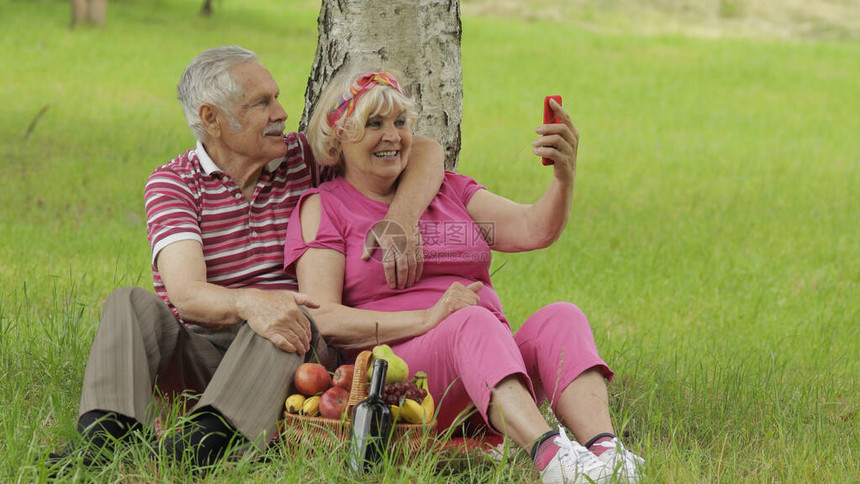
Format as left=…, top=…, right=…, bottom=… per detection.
left=1, top=0, right=858, bottom=482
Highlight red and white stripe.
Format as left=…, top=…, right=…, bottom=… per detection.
left=144, top=132, right=330, bottom=320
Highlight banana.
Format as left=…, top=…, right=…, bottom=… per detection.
left=390, top=404, right=401, bottom=423
left=421, top=390, right=435, bottom=423
left=301, top=395, right=321, bottom=416
left=412, top=371, right=436, bottom=424
left=399, top=398, right=428, bottom=425
left=285, top=394, right=306, bottom=414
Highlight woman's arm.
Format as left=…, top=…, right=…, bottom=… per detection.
left=465, top=99, right=579, bottom=252
left=296, top=193, right=480, bottom=349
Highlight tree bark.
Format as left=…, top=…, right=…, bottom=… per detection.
left=71, top=0, right=107, bottom=27
left=71, top=0, right=86, bottom=26
left=200, top=0, right=213, bottom=17
left=301, top=0, right=463, bottom=171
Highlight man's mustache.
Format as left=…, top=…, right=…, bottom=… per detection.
left=264, top=122, right=285, bottom=135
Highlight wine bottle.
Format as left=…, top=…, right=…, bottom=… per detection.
left=348, top=358, right=393, bottom=472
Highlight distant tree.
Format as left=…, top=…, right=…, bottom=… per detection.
left=71, top=0, right=107, bottom=27
left=200, top=0, right=213, bottom=17
left=300, top=0, right=463, bottom=170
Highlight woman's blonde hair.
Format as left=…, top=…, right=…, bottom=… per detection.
left=307, top=68, right=418, bottom=167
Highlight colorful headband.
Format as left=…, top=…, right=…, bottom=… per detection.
left=327, top=72, right=404, bottom=128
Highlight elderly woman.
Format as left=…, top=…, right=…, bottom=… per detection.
left=283, top=71, right=644, bottom=483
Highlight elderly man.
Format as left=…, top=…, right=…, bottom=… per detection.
left=50, top=46, right=443, bottom=467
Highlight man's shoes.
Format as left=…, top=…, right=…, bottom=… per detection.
left=159, top=409, right=247, bottom=468
left=38, top=410, right=142, bottom=476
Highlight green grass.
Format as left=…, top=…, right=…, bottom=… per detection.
left=2, top=0, right=859, bottom=481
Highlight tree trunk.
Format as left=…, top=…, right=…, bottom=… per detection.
left=71, top=0, right=106, bottom=27
left=200, top=0, right=213, bottom=17
left=71, top=0, right=87, bottom=26
left=301, top=0, right=463, bottom=171
left=89, top=0, right=106, bottom=24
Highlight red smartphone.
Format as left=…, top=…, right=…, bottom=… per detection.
left=542, top=95, right=562, bottom=165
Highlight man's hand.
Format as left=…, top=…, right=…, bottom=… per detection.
left=362, top=216, right=425, bottom=289
left=237, top=289, right=319, bottom=355
left=364, top=134, right=442, bottom=290
left=424, top=281, right=483, bottom=328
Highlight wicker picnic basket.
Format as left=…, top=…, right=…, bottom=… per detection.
left=281, top=350, right=435, bottom=453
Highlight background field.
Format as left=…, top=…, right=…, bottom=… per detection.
left=1, top=0, right=858, bottom=482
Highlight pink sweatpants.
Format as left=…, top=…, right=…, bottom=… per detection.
left=390, top=302, right=613, bottom=433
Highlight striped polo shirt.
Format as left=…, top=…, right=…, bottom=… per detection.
left=144, top=131, right=332, bottom=321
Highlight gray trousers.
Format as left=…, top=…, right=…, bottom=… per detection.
left=78, top=287, right=337, bottom=449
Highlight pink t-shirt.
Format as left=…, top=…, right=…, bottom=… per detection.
left=283, top=172, right=507, bottom=330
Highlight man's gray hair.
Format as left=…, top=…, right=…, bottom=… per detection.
left=177, top=45, right=259, bottom=141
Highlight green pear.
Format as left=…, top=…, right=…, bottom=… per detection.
left=367, top=344, right=409, bottom=384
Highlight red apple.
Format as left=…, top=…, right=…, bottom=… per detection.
left=319, top=386, right=349, bottom=419
left=294, top=362, right=331, bottom=396
left=332, top=364, right=355, bottom=392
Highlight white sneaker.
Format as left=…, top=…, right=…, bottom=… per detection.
left=540, top=426, right=609, bottom=484
left=592, top=437, right=645, bottom=483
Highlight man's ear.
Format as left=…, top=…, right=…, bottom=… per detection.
left=200, top=103, right=221, bottom=138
